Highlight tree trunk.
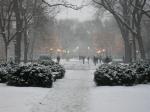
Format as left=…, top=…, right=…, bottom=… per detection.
left=124, top=40, right=132, bottom=63
left=121, top=27, right=132, bottom=63
left=14, top=0, right=23, bottom=64
left=132, top=35, right=136, bottom=62
left=24, top=29, right=28, bottom=63
left=15, top=33, right=22, bottom=64
left=137, top=32, right=146, bottom=60
left=114, top=7, right=132, bottom=63
left=4, top=43, right=8, bottom=62
left=29, top=0, right=37, bottom=62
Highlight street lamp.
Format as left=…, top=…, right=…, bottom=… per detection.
left=102, top=49, right=106, bottom=57
left=50, top=48, right=53, bottom=51
left=57, top=48, right=61, bottom=53
left=67, top=50, right=70, bottom=54
left=49, top=48, right=53, bottom=57
left=76, top=46, right=79, bottom=58
left=88, top=46, right=90, bottom=57
left=102, top=49, right=106, bottom=52
left=13, top=39, right=17, bottom=62
left=97, top=50, right=101, bottom=54
left=129, top=38, right=133, bottom=62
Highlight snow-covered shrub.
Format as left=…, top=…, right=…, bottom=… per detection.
left=0, top=67, right=8, bottom=83
left=0, top=63, right=18, bottom=83
left=38, top=59, right=55, bottom=66
left=39, top=60, right=65, bottom=80
left=102, top=56, right=112, bottom=63
left=38, top=55, right=52, bottom=61
left=94, top=63, right=150, bottom=86
left=50, top=64, right=65, bottom=80
left=0, top=58, right=65, bottom=87
left=7, top=64, right=53, bottom=88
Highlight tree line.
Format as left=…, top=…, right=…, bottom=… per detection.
left=0, top=0, right=150, bottom=63
left=0, top=0, right=82, bottom=63
left=0, top=0, right=50, bottom=63
left=93, top=0, right=150, bottom=63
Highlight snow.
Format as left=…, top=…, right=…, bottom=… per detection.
left=32, top=70, right=92, bottom=112
left=0, top=60, right=150, bottom=112
left=0, top=84, right=49, bottom=112
left=90, top=84, right=150, bottom=112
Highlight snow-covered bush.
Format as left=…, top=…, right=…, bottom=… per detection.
left=0, top=67, right=8, bottom=83
left=102, top=56, right=112, bottom=63
left=0, top=63, right=18, bottom=83
left=94, top=63, right=150, bottom=86
left=39, top=60, right=65, bottom=80
left=38, top=59, right=55, bottom=66
left=0, top=58, right=65, bottom=87
left=7, top=64, right=53, bottom=88
left=38, top=55, right=52, bottom=61
left=50, top=64, right=65, bottom=80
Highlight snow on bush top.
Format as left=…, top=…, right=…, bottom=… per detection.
left=94, top=62, right=150, bottom=86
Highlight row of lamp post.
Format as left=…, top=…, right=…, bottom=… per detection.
left=48, top=46, right=107, bottom=58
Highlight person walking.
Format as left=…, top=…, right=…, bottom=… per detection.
left=99, top=55, right=102, bottom=64
left=57, top=55, right=61, bottom=64
left=87, top=56, right=90, bottom=64
left=93, top=56, right=97, bottom=66
left=82, top=56, right=85, bottom=64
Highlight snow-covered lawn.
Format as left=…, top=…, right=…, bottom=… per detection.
left=0, top=84, right=49, bottom=112
left=90, top=84, right=150, bottom=112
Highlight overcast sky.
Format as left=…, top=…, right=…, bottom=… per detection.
left=47, top=0, right=96, bottom=21
left=56, top=5, right=96, bottom=21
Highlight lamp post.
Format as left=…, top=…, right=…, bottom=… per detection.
left=88, top=46, right=90, bottom=57
left=13, top=39, right=16, bottom=62
left=76, top=46, right=79, bottom=58
left=129, top=38, right=133, bottom=62
left=49, top=48, right=53, bottom=58
left=102, top=49, right=106, bottom=57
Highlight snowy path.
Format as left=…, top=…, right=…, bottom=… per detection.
left=31, top=60, right=150, bottom=112
left=31, top=68, right=150, bottom=112
left=32, top=70, right=94, bottom=112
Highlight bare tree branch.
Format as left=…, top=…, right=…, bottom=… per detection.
left=42, top=0, right=86, bottom=10
left=129, top=0, right=150, bottom=18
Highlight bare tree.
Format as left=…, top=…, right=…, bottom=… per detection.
left=93, top=0, right=132, bottom=62
left=0, top=0, right=17, bottom=62
left=0, top=0, right=86, bottom=63
left=93, top=0, right=148, bottom=62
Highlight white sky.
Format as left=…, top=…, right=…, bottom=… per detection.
left=47, top=0, right=96, bottom=21
left=56, top=5, right=96, bottom=21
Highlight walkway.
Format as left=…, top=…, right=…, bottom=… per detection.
left=32, top=59, right=150, bottom=112
left=32, top=59, right=95, bottom=112
left=33, top=60, right=94, bottom=112
left=32, top=70, right=93, bottom=112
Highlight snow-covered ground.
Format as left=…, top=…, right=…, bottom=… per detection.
left=0, top=84, right=50, bottom=112
left=90, top=82, right=150, bottom=112
left=0, top=60, right=150, bottom=112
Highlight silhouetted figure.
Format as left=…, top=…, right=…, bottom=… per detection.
left=79, top=56, right=81, bottom=60
left=99, top=55, right=102, bottom=64
left=123, top=56, right=125, bottom=63
left=87, top=57, right=90, bottom=64
left=82, top=56, right=85, bottom=64
left=57, top=56, right=60, bottom=64
left=93, top=56, right=97, bottom=66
